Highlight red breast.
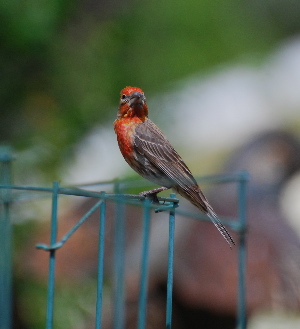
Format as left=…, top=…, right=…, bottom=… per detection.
left=114, top=86, right=148, bottom=162
left=114, top=116, right=141, bottom=162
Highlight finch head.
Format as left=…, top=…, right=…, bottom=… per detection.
left=118, top=86, right=148, bottom=120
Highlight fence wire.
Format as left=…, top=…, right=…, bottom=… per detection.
left=0, top=148, right=248, bottom=329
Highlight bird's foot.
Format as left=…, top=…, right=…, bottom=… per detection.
left=139, top=186, right=168, bottom=204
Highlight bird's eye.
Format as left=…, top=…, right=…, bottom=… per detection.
left=121, top=94, right=126, bottom=99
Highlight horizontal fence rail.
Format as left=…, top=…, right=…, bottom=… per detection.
left=0, top=149, right=248, bottom=329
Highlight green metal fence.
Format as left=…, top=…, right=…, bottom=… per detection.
left=0, top=147, right=248, bottom=329
left=0, top=146, right=13, bottom=329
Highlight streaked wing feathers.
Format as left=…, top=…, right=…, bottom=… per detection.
left=134, top=119, right=197, bottom=187
left=133, top=119, right=235, bottom=248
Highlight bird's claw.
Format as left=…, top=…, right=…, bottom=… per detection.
left=139, top=191, right=160, bottom=204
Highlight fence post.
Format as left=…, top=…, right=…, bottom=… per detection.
left=95, top=195, right=107, bottom=329
left=45, top=181, right=60, bottom=329
left=113, top=183, right=125, bottom=329
left=0, top=146, right=13, bottom=329
left=237, top=172, right=248, bottom=329
left=137, top=198, right=151, bottom=329
left=166, top=193, right=177, bottom=329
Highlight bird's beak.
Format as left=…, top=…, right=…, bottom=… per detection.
left=129, top=92, right=145, bottom=107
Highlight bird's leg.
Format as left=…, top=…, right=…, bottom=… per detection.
left=139, top=186, right=169, bottom=203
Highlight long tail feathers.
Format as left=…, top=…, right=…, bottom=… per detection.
left=206, top=204, right=235, bottom=248
left=175, top=185, right=235, bottom=248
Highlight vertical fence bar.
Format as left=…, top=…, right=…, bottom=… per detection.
left=236, top=172, right=248, bottom=329
left=113, top=184, right=125, bottom=329
left=0, top=146, right=13, bottom=329
left=95, top=195, right=106, bottom=329
left=45, top=181, right=59, bottom=329
left=137, top=198, right=151, bottom=329
left=166, top=194, right=176, bottom=329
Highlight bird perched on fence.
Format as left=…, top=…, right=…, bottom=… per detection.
left=114, top=86, right=234, bottom=248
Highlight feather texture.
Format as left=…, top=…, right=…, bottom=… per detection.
left=133, top=119, right=235, bottom=248
left=115, top=87, right=235, bottom=248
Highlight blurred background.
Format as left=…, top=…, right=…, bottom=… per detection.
left=2, top=0, right=300, bottom=328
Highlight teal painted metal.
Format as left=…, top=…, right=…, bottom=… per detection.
left=36, top=198, right=104, bottom=251
left=95, top=195, right=106, bottom=329
left=166, top=193, right=177, bottom=329
left=0, top=148, right=248, bottom=329
left=46, top=182, right=59, bottom=329
left=237, top=172, right=249, bottom=329
left=0, top=147, right=13, bottom=329
left=137, top=198, right=151, bottom=329
left=113, top=184, right=126, bottom=329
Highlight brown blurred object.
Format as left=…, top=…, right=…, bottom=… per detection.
left=20, top=198, right=145, bottom=281
left=172, top=130, right=300, bottom=327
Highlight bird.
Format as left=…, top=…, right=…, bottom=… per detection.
left=114, top=86, right=235, bottom=248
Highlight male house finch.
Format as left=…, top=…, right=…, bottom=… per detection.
left=114, top=86, right=234, bottom=247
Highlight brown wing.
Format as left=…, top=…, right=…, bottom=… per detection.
left=133, top=119, right=210, bottom=208
left=134, top=119, right=235, bottom=247
left=134, top=119, right=197, bottom=185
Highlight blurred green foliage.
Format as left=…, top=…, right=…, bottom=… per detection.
left=15, top=277, right=98, bottom=329
left=1, top=0, right=300, bottom=179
